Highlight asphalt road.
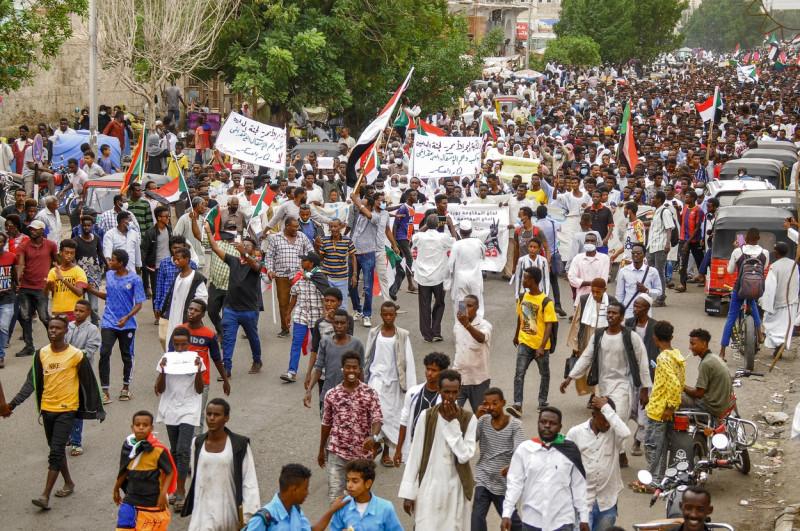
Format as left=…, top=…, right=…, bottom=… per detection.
left=0, top=267, right=790, bottom=530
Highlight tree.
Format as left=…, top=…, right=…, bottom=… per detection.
left=555, top=0, right=686, bottom=63
left=0, top=0, right=88, bottom=93
left=683, top=0, right=764, bottom=53
left=543, top=36, right=601, bottom=67
left=211, top=0, right=501, bottom=127
left=98, top=0, right=240, bottom=125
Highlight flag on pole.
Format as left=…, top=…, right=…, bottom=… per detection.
left=145, top=157, right=189, bottom=204
left=695, top=87, right=723, bottom=123
left=742, top=52, right=751, bottom=63
left=768, top=44, right=778, bottom=61
left=617, top=101, right=639, bottom=173
left=733, top=43, right=740, bottom=56
left=777, top=50, right=789, bottom=65
left=251, top=185, right=276, bottom=218
left=417, top=120, right=446, bottom=137
left=345, top=68, right=414, bottom=189
left=121, top=123, right=147, bottom=194
left=357, top=142, right=381, bottom=184
left=393, top=107, right=414, bottom=130
left=737, top=65, right=759, bottom=83
left=769, top=34, right=777, bottom=44
left=480, top=115, right=497, bottom=141
left=205, top=205, right=222, bottom=241
left=753, top=51, right=760, bottom=62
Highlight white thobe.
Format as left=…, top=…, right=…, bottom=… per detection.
left=398, top=412, right=477, bottom=530
left=368, top=334, right=416, bottom=446
left=447, top=237, right=486, bottom=317
left=166, top=271, right=209, bottom=344
left=188, top=437, right=260, bottom=531
left=761, top=256, right=799, bottom=349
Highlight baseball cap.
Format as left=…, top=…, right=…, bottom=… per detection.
left=29, top=220, right=46, bottom=230
left=219, top=220, right=238, bottom=240
left=299, top=252, right=321, bottom=266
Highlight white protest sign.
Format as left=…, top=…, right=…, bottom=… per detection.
left=317, top=157, right=334, bottom=170
left=411, top=136, right=482, bottom=179
left=157, top=352, right=204, bottom=375
left=215, top=113, right=287, bottom=170
left=445, top=204, right=509, bottom=272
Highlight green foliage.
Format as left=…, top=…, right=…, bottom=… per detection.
left=543, top=36, right=601, bottom=67
left=555, top=0, right=686, bottom=63
left=0, top=0, right=88, bottom=93
left=212, top=0, right=499, bottom=126
left=684, top=2, right=800, bottom=52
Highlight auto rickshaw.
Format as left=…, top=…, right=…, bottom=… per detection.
left=732, top=189, right=798, bottom=219
left=705, top=205, right=796, bottom=316
left=718, top=158, right=785, bottom=188
left=756, top=140, right=799, bottom=154
left=741, top=148, right=797, bottom=173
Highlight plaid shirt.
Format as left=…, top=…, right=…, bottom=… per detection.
left=290, top=275, right=325, bottom=327
left=265, top=233, right=313, bottom=277
left=322, top=381, right=383, bottom=460
left=154, top=256, right=197, bottom=311
left=206, top=240, right=239, bottom=290
left=647, top=205, right=676, bottom=253
left=98, top=209, right=139, bottom=234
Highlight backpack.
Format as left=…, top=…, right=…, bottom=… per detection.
left=735, top=252, right=767, bottom=300
left=517, top=226, right=546, bottom=257
left=660, top=208, right=679, bottom=247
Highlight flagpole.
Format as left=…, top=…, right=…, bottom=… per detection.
left=705, top=86, right=718, bottom=161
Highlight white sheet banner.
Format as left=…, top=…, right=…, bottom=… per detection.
left=411, top=136, right=482, bottom=179
left=446, top=204, right=510, bottom=272
left=215, top=113, right=287, bottom=170
left=159, top=352, right=204, bottom=375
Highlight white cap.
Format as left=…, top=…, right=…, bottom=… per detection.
left=460, top=220, right=473, bottom=231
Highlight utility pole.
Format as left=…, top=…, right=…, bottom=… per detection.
left=525, top=0, right=532, bottom=68
left=88, top=0, right=98, bottom=152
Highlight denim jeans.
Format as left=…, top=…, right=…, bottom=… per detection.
left=512, top=343, right=550, bottom=408
left=166, top=423, right=195, bottom=479
left=644, top=417, right=671, bottom=483
left=18, top=287, right=49, bottom=349
left=348, top=252, right=375, bottom=316
left=0, top=302, right=14, bottom=359
left=167, top=108, right=180, bottom=125
left=221, top=307, right=262, bottom=372
left=666, top=260, right=675, bottom=282
left=647, top=250, right=668, bottom=302
left=288, top=322, right=309, bottom=375
left=326, top=451, right=348, bottom=504
left=699, top=246, right=712, bottom=276
left=589, top=502, right=618, bottom=531
left=721, top=289, right=762, bottom=347
left=87, top=290, right=100, bottom=326
left=471, top=486, right=523, bottom=531
left=328, top=278, right=349, bottom=310
left=70, top=418, right=84, bottom=447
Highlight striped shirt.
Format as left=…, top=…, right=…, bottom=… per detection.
left=680, top=205, right=704, bottom=243
left=475, top=415, right=525, bottom=495
left=318, top=236, right=355, bottom=280
left=647, top=205, right=675, bottom=253
left=127, top=199, right=154, bottom=231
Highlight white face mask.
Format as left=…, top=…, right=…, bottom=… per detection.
left=333, top=175, right=341, bottom=181
left=584, top=243, right=597, bottom=252
left=121, top=202, right=129, bottom=211
left=394, top=158, right=402, bottom=164
left=399, top=182, right=408, bottom=190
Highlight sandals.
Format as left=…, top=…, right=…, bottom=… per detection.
left=55, top=485, right=75, bottom=498
left=380, top=452, right=394, bottom=467
left=173, top=494, right=185, bottom=511
left=32, top=497, right=51, bottom=510
left=675, top=285, right=687, bottom=293
left=119, top=389, right=132, bottom=401
left=628, top=480, right=655, bottom=493
left=70, top=446, right=83, bottom=457
left=631, top=445, right=643, bottom=457
left=279, top=372, right=296, bottom=383
left=102, top=392, right=112, bottom=405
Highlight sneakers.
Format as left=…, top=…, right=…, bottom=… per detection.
left=432, top=336, right=443, bottom=342
left=15, top=346, right=34, bottom=357
left=248, top=362, right=263, bottom=374
left=280, top=372, right=296, bottom=383
left=506, top=405, right=522, bottom=419
left=277, top=330, right=290, bottom=338
left=555, top=307, right=567, bottom=317
left=362, top=316, right=371, bottom=327
left=102, top=391, right=112, bottom=405
left=653, top=300, right=666, bottom=307
left=353, top=311, right=363, bottom=321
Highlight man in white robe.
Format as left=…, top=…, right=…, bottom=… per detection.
left=399, top=369, right=477, bottom=530
left=364, top=302, right=416, bottom=466
left=761, top=242, right=799, bottom=352
left=447, top=221, right=486, bottom=318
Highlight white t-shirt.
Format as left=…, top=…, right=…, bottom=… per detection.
left=155, top=352, right=206, bottom=426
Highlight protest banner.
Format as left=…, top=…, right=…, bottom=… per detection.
left=161, top=352, right=203, bottom=375
left=215, top=113, right=287, bottom=170
left=411, top=136, right=482, bottom=179
left=445, top=204, right=510, bottom=272
left=496, top=155, right=539, bottom=183
left=318, top=157, right=334, bottom=170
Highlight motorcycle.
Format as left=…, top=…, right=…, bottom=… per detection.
left=0, top=171, right=21, bottom=208
left=667, top=369, right=760, bottom=475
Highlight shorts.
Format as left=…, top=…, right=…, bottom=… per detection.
left=116, top=502, right=171, bottom=530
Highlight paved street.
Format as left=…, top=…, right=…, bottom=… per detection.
left=0, top=271, right=793, bottom=530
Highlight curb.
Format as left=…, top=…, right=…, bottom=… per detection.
left=775, top=505, right=799, bottom=531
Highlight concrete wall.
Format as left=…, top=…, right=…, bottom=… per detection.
left=0, top=17, right=147, bottom=138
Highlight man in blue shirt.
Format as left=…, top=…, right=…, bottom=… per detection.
left=87, top=249, right=146, bottom=405
left=246, top=463, right=346, bottom=530
left=330, top=458, right=403, bottom=531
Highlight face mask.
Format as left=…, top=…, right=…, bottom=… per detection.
left=399, top=182, right=408, bottom=190
left=333, top=175, right=340, bottom=181
left=100, top=111, right=106, bottom=115
left=394, top=158, right=402, bottom=164
left=299, top=218, right=310, bottom=224
left=120, top=202, right=129, bottom=211
left=229, top=206, right=238, bottom=214
left=584, top=243, right=597, bottom=252
left=379, top=201, right=387, bottom=209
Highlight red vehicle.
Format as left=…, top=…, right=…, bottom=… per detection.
left=704, top=205, right=795, bottom=315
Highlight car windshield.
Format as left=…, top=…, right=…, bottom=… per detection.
left=84, top=186, right=118, bottom=213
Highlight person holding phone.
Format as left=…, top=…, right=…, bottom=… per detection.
left=453, top=295, right=492, bottom=412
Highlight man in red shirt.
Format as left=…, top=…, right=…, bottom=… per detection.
left=0, top=233, right=18, bottom=368
left=15, top=219, right=59, bottom=357
left=676, top=189, right=706, bottom=293
left=102, top=111, right=127, bottom=152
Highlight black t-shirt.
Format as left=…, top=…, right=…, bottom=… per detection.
left=419, top=209, right=448, bottom=232
left=584, top=205, right=614, bottom=239
left=223, top=254, right=262, bottom=311
left=400, top=190, right=427, bottom=204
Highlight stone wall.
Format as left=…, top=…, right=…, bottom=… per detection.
left=0, top=17, right=147, bottom=138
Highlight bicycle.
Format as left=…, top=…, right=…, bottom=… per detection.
left=724, top=284, right=759, bottom=371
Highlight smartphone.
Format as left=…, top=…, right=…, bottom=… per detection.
left=737, top=234, right=745, bottom=247
left=458, top=300, right=466, bottom=314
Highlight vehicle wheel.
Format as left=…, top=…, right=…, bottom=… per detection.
left=735, top=448, right=751, bottom=475
left=2, top=189, right=15, bottom=208
left=743, top=314, right=757, bottom=371
left=692, top=432, right=708, bottom=469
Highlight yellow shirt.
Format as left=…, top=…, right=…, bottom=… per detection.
left=527, top=188, right=548, bottom=204
left=40, top=345, right=84, bottom=412
left=517, top=291, right=557, bottom=349
left=47, top=265, right=88, bottom=313
left=646, top=348, right=686, bottom=421
left=167, top=152, right=189, bottom=179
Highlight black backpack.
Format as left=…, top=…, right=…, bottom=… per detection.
left=660, top=208, right=679, bottom=247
